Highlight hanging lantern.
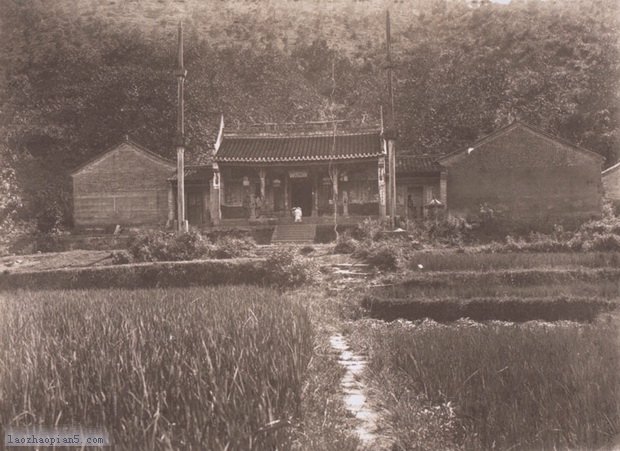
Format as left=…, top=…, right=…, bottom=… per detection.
left=273, top=178, right=281, bottom=188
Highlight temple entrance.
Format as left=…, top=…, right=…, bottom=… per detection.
left=291, top=179, right=313, bottom=216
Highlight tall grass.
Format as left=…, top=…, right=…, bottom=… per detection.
left=354, top=319, right=620, bottom=450
left=0, top=287, right=313, bottom=450
left=406, top=251, right=620, bottom=272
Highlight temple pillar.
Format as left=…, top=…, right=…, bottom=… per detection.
left=378, top=157, right=386, bottom=217
left=312, top=172, right=319, bottom=217
left=210, top=164, right=221, bottom=225
left=167, top=182, right=175, bottom=228
left=439, top=170, right=448, bottom=209
left=259, top=168, right=266, bottom=199
left=330, top=166, right=339, bottom=215
left=284, top=175, right=289, bottom=211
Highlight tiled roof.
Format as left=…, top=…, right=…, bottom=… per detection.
left=396, top=155, right=443, bottom=173
left=168, top=165, right=213, bottom=182
left=215, top=131, right=384, bottom=163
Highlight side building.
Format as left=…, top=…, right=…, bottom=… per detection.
left=71, top=137, right=175, bottom=228
left=438, top=121, right=604, bottom=230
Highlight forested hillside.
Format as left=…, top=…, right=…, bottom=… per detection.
left=0, top=0, right=618, bottom=231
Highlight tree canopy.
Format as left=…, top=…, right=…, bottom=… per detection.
left=0, top=0, right=618, bottom=226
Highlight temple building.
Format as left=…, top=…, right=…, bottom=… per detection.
left=209, top=122, right=391, bottom=226
left=70, top=24, right=605, bottom=235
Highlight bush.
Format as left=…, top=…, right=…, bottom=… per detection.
left=128, top=230, right=212, bottom=262
left=333, top=235, right=358, bottom=254
left=583, top=233, right=620, bottom=252
left=354, top=242, right=400, bottom=270
left=210, top=236, right=255, bottom=259
left=265, top=249, right=317, bottom=289
left=35, top=202, right=64, bottom=233
left=111, top=250, right=132, bottom=264
left=299, top=245, right=315, bottom=256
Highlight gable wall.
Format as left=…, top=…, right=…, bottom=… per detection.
left=73, top=143, right=174, bottom=226
left=444, top=127, right=603, bottom=229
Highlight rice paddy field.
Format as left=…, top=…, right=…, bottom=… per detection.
left=0, top=287, right=354, bottom=450
left=350, top=317, right=620, bottom=450
left=347, top=250, right=620, bottom=450
left=2, top=249, right=620, bottom=450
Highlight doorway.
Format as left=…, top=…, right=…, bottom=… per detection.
left=187, top=187, right=205, bottom=226
left=291, top=179, right=313, bottom=216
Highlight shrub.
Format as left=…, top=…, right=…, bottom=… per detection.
left=265, top=249, right=317, bottom=289
left=35, top=202, right=64, bottom=233
left=333, top=235, right=358, bottom=254
left=111, top=250, right=132, bottom=264
left=299, top=245, right=315, bottom=256
left=583, top=233, right=620, bottom=252
left=210, top=236, right=255, bottom=259
left=353, top=218, right=388, bottom=241
left=354, top=242, right=400, bottom=270
left=128, top=230, right=211, bottom=262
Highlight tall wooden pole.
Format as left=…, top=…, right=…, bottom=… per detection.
left=385, top=10, right=397, bottom=228
left=175, top=22, right=188, bottom=233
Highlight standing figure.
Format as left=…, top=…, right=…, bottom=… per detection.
left=293, top=207, right=303, bottom=223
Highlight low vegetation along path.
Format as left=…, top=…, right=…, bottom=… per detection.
left=326, top=260, right=392, bottom=449
left=329, top=333, right=386, bottom=448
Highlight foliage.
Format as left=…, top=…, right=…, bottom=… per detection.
left=264, top=249, right=318, bottom=289
left=0, top=287, right=313, bottom=450
left=210, top=236, right=256, bottom=259
left=0, top=0, right=618, bottom=227
left=354, top=319, right=620, bottom=450
left=332, top=234, right=358, bottom=254
left=406, top=251, right=620, bottom=272
left=110, top=250, right=132, bottom=265
left=353, top=241, right=400, bottom=270
left=299, top=245, right=315, bottom=256
left=128, top=230, right=212, bottom=262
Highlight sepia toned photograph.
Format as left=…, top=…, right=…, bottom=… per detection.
left=0, top=0, right=619, bottom=449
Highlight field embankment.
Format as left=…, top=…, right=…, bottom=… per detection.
left=364, top=255, right=620, bottom=322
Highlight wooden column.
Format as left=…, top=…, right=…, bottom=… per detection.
left=284, top=174, right=289, bottom=211
left=259, top=168, right=266, bottom=199
left=167, top=182, right=175, bottom=228
left=177, top=147, right=188, bottom=232
left=378, top=156, right=386, bottom=217
left=330, top=166, right=339, bottom=214
left=210, top=167, right=221, bottom=225
left=312, top=172, right=319, bottom=217
left=440, top=170, right=448, bottom=209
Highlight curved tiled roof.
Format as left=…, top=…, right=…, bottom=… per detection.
left=215, top=131, right=384, bottom=163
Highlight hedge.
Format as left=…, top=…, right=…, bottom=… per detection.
left=361, top=296, right=618, bottom=322
left=0, top=259, right=272, bottom=291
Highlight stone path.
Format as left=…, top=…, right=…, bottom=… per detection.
left=326, top=260, right=393, bottom=449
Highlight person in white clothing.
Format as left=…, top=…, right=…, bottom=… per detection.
left=293, top=207, right=303, bottom=223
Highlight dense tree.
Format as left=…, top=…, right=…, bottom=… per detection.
left=0, top=0, right=618, bottom=226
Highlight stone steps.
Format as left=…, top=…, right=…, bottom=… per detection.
left=271, top=224, right=317, bottom=243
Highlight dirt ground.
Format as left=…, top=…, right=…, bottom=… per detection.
left=0, top=250, right=114, bottom=273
